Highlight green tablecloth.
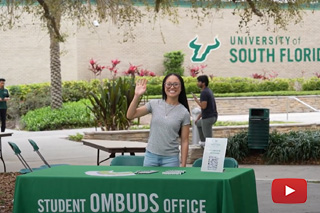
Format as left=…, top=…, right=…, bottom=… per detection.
left=13, top=165, right=258, bottom=213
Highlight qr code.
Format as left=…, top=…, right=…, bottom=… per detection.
left=207, top=156, right=219, bottom=170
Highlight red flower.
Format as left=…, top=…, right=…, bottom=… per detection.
left=89, top=59, right=105, bottom=76
left=269, top=71, right=278, bottom=79
left=149, top=72, right=156, bottom=77
left=139, top=69, right=145, bottom=76
left=89, top=58, right=95, bottom=65
left=200, top=64, right=207, bottom=69
left=188, top=64, right=207, bottom=77
left=252, top=73, right=263, bottom=79
left=111, top=59, right=121, bottom=66
left=128, top=64, right=138, bottom=73
left=89, top=58, right=155, bottom=78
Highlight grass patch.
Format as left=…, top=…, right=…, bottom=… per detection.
left=68, top=133, right=84, bottom=142
left=215, top=121, right=247, bottom=126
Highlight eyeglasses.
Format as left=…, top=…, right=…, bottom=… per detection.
left=165, top=82, right=180, bottom=88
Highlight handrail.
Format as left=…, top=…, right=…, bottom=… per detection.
left=287, top=96, right=319, bottom=120
left=289, top=96, right=319, bottom=112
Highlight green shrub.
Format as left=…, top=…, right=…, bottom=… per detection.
left=212, top=77, right=256, bottom=84
left=230, top=82, right=256, bottom=93
left=7, top=80, right=103, bottom=119
left=226, top=131, right=250, bottom=161
left=256, top=80, right=289, bottom=91
left=265, top=131, right=288, bottom=163
left=7, top=85, right=51, bottom=120
left=206, top=77, right=258, bottom=93
left=185, top=82, right=200, bottom=94
left=142, top=76, right=164, bottom=85
left=226, top=130, right=320, bottom=164
left=182, top=76, right=198, bottom=84
left=21, top=100, right=94, bottom=131
left=62, top=80, right=91, bottom=102
left=7, top=80, right=102, bottom=103
left=8, top=83, right=50, bottom=100
left=302, top=77, right=320, bottom=91
left=271, top=79, right=290, bottom=91
left=5, top=77, right=313, bottom=107
left=8, top=85, right=26, bottom=98
left=87, top=77, right=135, bottom=131
left=146, top=84, right=162, bottom=96
left=210, top=82, right=233, bottom=93
left=266, top=130, right=320, bottom=163
left=163, top=51, right=185, bottom=76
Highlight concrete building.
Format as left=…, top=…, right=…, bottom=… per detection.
left=1, top=7, right=320, bottom=86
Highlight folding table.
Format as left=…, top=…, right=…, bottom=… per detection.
left=82, top=139, right=147, bottom=165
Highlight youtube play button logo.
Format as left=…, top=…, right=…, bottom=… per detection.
left=272, top=178, right=307, bottom=204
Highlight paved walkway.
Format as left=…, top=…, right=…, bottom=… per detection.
left=219, top=111, right=320, bottom=124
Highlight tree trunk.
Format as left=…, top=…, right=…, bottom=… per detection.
left=44, top=0, right=63, bottom=109
left=49, top=32, right=63, bottom=109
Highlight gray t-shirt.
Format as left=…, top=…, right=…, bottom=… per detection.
left=145, top=99, right=190, bottom=156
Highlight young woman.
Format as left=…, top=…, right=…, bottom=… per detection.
left=127, top=74, right=190, bottom=167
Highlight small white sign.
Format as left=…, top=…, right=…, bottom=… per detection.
left=85, top=171, right=135, bottom=177
left=201, top=138, right=228, bottom=173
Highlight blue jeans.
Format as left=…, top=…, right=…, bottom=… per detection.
left=143, top=150, right=179, bottom=167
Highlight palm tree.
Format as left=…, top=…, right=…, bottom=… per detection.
left=38, top=0, right=63, bottom=109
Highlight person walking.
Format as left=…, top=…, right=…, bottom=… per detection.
left=127, top=73, right=190, bottom=167
left=192, top=75, right=218, bottom=146
left=0, top=78, right=10, bottom=132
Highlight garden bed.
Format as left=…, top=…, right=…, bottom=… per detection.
left=0, top=172, right=19, bottom=213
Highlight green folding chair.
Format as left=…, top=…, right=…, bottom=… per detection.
left=28, top=139, right=67, bottom=168
left=224, top=157, right=239, bottom=168
left=192, top=157, right=239, bottom=168
left=192, top=158, right=203, bottom=167
left=110, top=155, right=145, bottom=166
left=8, top=142, right=42, bottom=174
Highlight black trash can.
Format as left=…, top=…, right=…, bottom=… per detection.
left=248, top=108, right=269, bottom=149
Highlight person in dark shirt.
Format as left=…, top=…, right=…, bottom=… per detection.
left=0, top=78, right=10, bottom=132
left=192, top=75, right=218, bottom=146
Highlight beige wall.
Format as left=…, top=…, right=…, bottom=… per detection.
left=1, top=8, right=320, bottom=86
left=0, top=15, right=79, bottom=85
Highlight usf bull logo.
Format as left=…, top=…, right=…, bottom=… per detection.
left=188, top=35, right=221, bottom=63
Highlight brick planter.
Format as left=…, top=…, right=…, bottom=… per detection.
left=84, top=123, right=320, bottom=164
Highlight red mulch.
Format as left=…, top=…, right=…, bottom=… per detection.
left=0, top=172, right=20, bottom=213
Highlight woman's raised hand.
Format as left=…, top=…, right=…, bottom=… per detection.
left=135, top=79, right=148, bottom=96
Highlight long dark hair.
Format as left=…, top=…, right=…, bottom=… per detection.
left=162, top=73, right=190, bottom=113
